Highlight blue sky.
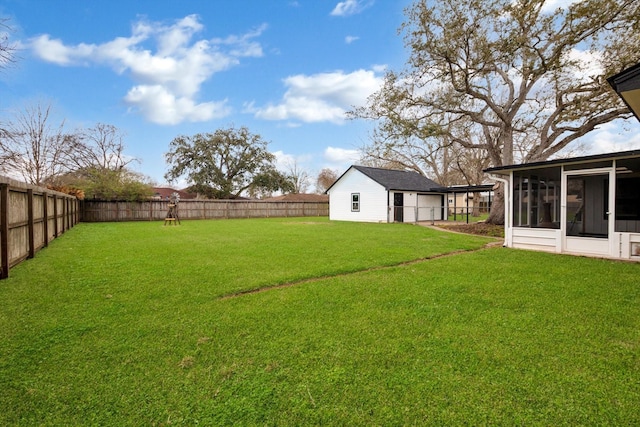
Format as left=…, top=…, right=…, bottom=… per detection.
left=2, top=0, right=639, bottom=189
left=0, top=0, right=411, bottom=187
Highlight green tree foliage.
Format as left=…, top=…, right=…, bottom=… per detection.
left=76, top=167, right=153, bottom=201
left=248, top=168, right=296, bottom=199
left=49, top=167, right=153, bottom=201
left=164, top=126, right=285, bottom=199
left=352, top=0, right=640, bottom=223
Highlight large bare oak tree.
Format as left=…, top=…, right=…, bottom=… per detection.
left=351, top=0, right=640, bottom=223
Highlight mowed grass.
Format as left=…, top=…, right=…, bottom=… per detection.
left=1, top=218, right=639, bottom=425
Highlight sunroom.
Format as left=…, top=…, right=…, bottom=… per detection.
left=485, top=151, right=640, bottom=260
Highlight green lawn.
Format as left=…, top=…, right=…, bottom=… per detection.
left=1, top=218, right=639, bottom=425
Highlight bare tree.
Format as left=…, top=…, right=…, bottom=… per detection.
left=316, top=168, right=339, bottom=193
left=0, top=102, right=74, bottom=186
left=285, top=160, right=311, bottom=194
left=351, top=0, right=640, bottom=224
left=68, top=123, right=137, bottom=171
left=1, top=18, right=16, bottom=70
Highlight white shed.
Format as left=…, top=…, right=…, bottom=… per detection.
left=326, top=165, right=446, bottom=223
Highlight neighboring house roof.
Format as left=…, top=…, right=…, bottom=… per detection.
left=262, top=193, right=329, bottom=202
left=152, top=187, right=197, bottom=200
left=484, top=149, right=640, bottom=174
left=328, top=165, right=443, bottom=193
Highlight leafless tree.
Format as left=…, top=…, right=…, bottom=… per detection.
left=316, top=168, right=339, bottom=193
left=351, top=0, right=640, bottom=223
left=1, top=18, right=16, bottom=70
left=0, top=102, right=73, bottom=186
left=68, top=123, right=137, bottom=171
left=285, top=160, right=311, bottom=194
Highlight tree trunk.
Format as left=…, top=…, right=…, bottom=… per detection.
left=472, top=192, right=481, bottom=216
left=486, top=183, right=505, bottom=225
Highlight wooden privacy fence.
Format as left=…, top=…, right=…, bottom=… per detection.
left=0, top=176, right=79, bottom=279
left=81, top=199, right=329, bottom=222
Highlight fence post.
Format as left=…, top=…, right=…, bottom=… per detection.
left=27, top=189, right=35, bottom=259
left=62, top=197, right=67, bottom=233
left=43, top=192, right=49, bottom=247
left=0, top=184, right=9, bottom=279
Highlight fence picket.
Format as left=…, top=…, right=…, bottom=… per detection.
left=80, top=199, right=329, bottom=222
left=0, top=177, right=79, bottom=280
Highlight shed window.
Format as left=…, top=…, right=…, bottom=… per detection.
left=351, top=193, right=360, bottom=212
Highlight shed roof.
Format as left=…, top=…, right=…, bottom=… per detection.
left=484, top=149, right=640, bottom=174
left=346, top=165, right=443, bottom=192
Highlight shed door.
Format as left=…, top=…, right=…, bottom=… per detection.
left=394, top=193, right=404, bottom=222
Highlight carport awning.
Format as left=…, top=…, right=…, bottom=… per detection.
left=433, top=184, right=495, bottom=193
left=608, top=62, right=640, bottom=122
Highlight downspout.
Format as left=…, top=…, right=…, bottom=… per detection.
left=489, top=174, right=510, bottom=247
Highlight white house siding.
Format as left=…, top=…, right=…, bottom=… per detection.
left=418, top=194, right=443, bottom=221
left=511, top=228, right=561, bottom=253
left=384, top=192, right=444, bottom=223
left=619, top=233, right=640, bottom=259
left=389, top=192, right=417, bottom=222
left=328, top=168, right=388, bottom=222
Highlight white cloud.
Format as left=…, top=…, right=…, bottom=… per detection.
left=29, top=35, right=97, bottom=65
left=508, top=0, right=582, bottom=14
left=566, top=48, right=603, bottom=82
left=28, top=15, right=266, bottom=125
left=324, top=146, right=361, bottom=164
left=124, top=85, right=231, bottom=125
left=330, top=0, right=373, bottom=17
left=273, top=150, right=314, bottom=171
left=371, top=64, right=388, bottom=73
left=540, top=0, right=582, bottom=13
left=345, top=35, right=359, bottom=44
left=583, top=121, right=640, bottom=154
left=251, top=68, right=384, bottom=124
left=273, top=150, right=296, bottom=170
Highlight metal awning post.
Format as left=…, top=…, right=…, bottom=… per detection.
left=466, top=191, right=470, bottom=224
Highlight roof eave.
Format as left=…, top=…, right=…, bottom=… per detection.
left=484, top=149, right=640, bottom=174
left=607, top=62, right=640, bottom=122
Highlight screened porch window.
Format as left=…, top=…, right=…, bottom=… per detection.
left=615, top=158, right=640, bottom=232
left=351, top=193, right=360, bottom=212
left=513, top=169, right=561, bottom=229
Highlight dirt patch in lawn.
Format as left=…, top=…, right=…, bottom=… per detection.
left=434, top=222, right=505, bottom=238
